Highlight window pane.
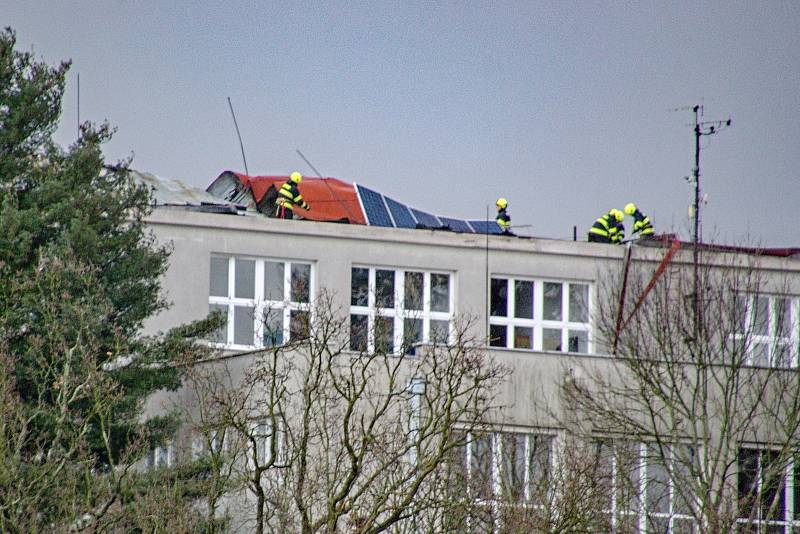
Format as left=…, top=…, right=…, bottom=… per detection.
left=210, top=257, right=229, bottom=297
left=431, top=320, right=449, bottom=344
left=490, top=324, right=507, bottom=347
left=617, top=442, right=641, bottom=513
left=264, top=261, right=284, bottom=301
left=514, top=280, right=533, bottom=319
left=734, top=294, right=748, bottom=333
left=404, top=271, right=424, bottom=311
left=568, top=330, right=588, bottom=353
left=761, top=451, right=785, bottom=521
left=290, top=310, right=309, bottom=341
left=795, top=460, right=800, bottom=520
left=569, top=283, right=589, bottom=322
left=738, top=449, right=759, bottom=519
left=501, top=434, right=526, bottom=503
left=490, top=278, right=508, bottom=317
left=403, top=318, right=422, bottom=354
left=235, top=259, right=255, bottom=298
left=775, top=298, right=790, bottom=338
left=754, top=296, right=769, bottom=335
left=376, top=269, right=395, bottom=308
left=752, top=342, right=769, bottom=367
left=350, top=314, right=368, bottom=352
left=514, top=326, right=533, bottom=349
left=543, top=282, right=563, bottom=321
left=471, top=435, right=494, bottom=501
left=252, top=419, right=271, bottom=465
left=351, top=267, right=369, bottom=306
left=674, top=445, right=695, bottom=515
left=431, top=274, right=450, bottom=312
left=375, top=316, right=394, bottom=353
left=262, top=308, right=283, bottom=347
left=543, top=328, right=562, bottom=351
left=209, top=304, right=228, bottom=343
left=291, top=263, right=311, bottom=302
left=646, top=444, right=670, bottom=514
left=529, top=435, right=551, bottom=497
left=234, top=306, right=255, bottom=345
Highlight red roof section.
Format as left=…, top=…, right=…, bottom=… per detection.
left=232, top=173, right=366, bottom=225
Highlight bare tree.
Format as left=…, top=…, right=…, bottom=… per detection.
left=560, top=244, right=800, bottom=532
left=183, top=290, right=507, bottom=534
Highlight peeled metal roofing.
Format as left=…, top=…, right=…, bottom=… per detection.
left=206, top=170, right=503, bottom=235
left=132, top=170, right=232, bottom=207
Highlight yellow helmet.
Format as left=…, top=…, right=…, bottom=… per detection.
left=611, top=209, right=624, bottom=222
left=496, top=197, right=508, bottom=209
left=624, top=203, right=637, bottom=216
left=290, top=171, right=302, bottom=184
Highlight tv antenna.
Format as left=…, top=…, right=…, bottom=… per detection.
left=227, top=97, right=250, bottom=177
left=687, top=105, right=731, bottom=245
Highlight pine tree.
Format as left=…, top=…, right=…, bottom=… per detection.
left=0, top=27, right=218, bottom=530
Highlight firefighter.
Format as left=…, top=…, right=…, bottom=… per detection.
left=275, top=171, right=310, bottom=220
left=496, top=197, right=512, bottom=234
left=588, top=209, right=624, bottom=244
left=624, top=203, right=654, bottom=238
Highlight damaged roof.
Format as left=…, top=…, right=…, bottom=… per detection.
left=132, top=170, right=241, bottom=214
left=206, top=171, right=504, bottom=234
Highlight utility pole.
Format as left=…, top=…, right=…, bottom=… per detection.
left=687, top=105, right=731, bottom=337
left=690, top=105, right=732, bottom=245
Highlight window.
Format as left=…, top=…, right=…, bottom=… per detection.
left=596, top=441, right=697, bottom=533
left=490, top=278, right=591, bottom=353
left=349, top=267, right=453, bottom=353
left=148, top=440, right=175, bottom=469
left=248, top=418, right=284, bottom=471
left=737, top=448, right=800, bottom=532
left=209, top=256, right=313, bottom=348
left=734, top=294, right=798, bottom=367
left=461, top=431, right=553, bottom=504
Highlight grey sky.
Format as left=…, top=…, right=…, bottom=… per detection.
left=7, top=1, right=800, bottom=246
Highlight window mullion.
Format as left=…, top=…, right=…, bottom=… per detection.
left=368, top=269, right=376, bottom=353
left=422, top=272, right=431, bottom=343
left=254, top=261, right=265, bottom=347
left=394, top=270, right=403, bottom=353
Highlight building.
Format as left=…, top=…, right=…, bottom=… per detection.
left=138, top=170, right=800, bottom=533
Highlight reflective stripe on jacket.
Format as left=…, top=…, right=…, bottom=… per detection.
left=275, top=181, right=309, bottom=211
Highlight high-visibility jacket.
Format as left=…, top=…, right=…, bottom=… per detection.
left=588, top=212, right=622, bottom=243
left=496, top=208, right=511, bottom=233
left=275, top=180, right=309, bottom=212
left=631, top=208, right=654, bottom=236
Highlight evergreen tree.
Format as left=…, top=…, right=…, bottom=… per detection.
left=0, top=27, right=218, bottom=530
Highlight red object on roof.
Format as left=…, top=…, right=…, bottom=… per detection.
left=210, top=172, right=366, bottom=225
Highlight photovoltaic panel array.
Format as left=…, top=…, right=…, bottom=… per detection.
left=438, top=217, right=473, bottom=233
left=355, top=184, right=502, bottom=235
left=356, top=185, right=393, bottom=227
left=469, top=220, right=504, bottom=234
left=410, top=208, right=440, bottom=228
left=384, top=196, right=417, bottom=229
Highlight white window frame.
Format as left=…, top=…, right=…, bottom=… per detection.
left=464, top=431, right=554, bottom=505
left=149, top=440, right=175, bottom=469
left=349, top=267, right=454, bottom=354
left=735, top=294, right=799, bottom=368
left=737, top=447, right=800, bottom=531
left=489, top=277, right=592, bottom=354
left=209, top=255, right=314, bottom=350
left=595, top=441, right=698, bottom=533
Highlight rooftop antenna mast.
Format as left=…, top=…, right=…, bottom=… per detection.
left=688, top=105, right=732, bottom=245
left=227, top=97, right=250, bottom=177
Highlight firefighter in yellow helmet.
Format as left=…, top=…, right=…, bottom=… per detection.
left=275, top=171, right=310, bottom=220
left=588, top=209, right=624, bottom=244
left=495, top=197, right=513, bottom=235
left=624, top=203, right=654, bottom=238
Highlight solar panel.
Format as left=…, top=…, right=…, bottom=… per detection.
left=438, top=217, right=474, bottom=233
left=410, top=209, right=440, bottom=228
left=384, top=197, right=417, bottom=229
left=469, top=220, right=504, bottom=234
left=357, top=185, right=394, bottom=227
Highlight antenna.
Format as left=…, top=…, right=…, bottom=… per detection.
left=227, top=97, right=250, bottom=177
left=295, top=149, right=358, bottom=223
left=688, top=105, right=732, bottom=245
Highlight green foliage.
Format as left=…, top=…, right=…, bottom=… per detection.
left=0, top=26, right=219, bottom=530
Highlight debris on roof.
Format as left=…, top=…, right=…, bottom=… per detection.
left=132, top=170, right=241, bottom=214
left=206, top=171, right=503, bottom=234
